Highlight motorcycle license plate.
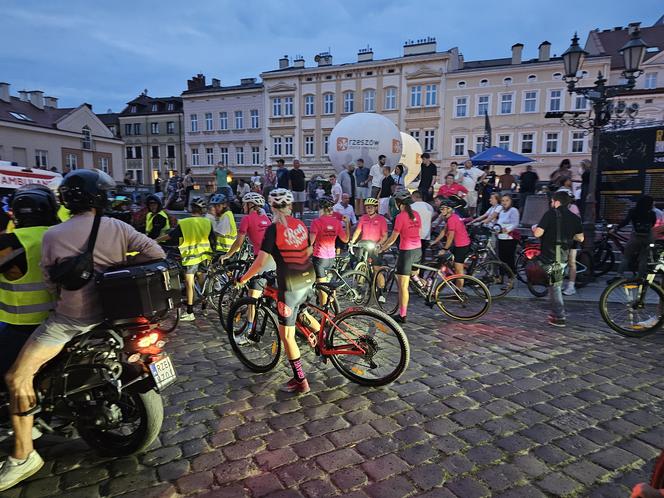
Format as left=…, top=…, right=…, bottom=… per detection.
left=149, top=355, right=177, bottom=391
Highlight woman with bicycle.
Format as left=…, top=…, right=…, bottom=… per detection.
left=432, top=197, right=471, bottom=280
left=310, top=196, right=350, bottom=305
left=378, top=190, right=422, bottom=323
left=351, top=197, right=388, bottom=274
left=237, top=188, right=316, bottom=394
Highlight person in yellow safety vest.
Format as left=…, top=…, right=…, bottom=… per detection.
left=46, top=177, right=71, bottom=223
left=145, top=194, right=170, bottom=239
left=57, top=204, right=71, bottom=223
left=206, top=193, right=236, bottom=253
left=0, top=186, right=59, bottom=383
left=157, top=197, right=216, bottom=322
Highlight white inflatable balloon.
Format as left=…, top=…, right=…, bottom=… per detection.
left=329, top=113, right=402, bottom=172
left=400, top=132, right=423, bottom=187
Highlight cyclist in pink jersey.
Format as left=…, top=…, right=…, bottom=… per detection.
left=378, top=190, right=422, bottom=323
left=310, top=196, right=349, bottom=304
left=432, top=197, right=471, bottom=283
left=351, top=197, right=388, bottom=281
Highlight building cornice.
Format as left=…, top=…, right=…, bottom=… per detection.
left=0, top=119, right=124, bottom=144
left=266, top=82, right=298, bottom=94
left=118, top=112, right=183, bottom=121
left=448, top=55, right=612, bottom=78
left=405, top=66, right=444, bottom=80
left=182, top=87, right=264, bottom=99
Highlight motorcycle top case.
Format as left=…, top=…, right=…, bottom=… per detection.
left=96, top=260, right=182, bottom=320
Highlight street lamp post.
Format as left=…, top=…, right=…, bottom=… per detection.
left=556, top=26, right=648, bottom=250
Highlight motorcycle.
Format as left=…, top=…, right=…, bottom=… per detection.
left=0, top=318, right=176, bottom=456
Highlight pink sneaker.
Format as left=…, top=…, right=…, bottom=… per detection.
left=280, top=377, right=310, bottom=394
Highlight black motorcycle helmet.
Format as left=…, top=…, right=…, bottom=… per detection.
left=59, top=169, right=116, bottom=213
left=145, top=194, right=163, bottom=211
left=12, top=185, right=59, bottom=228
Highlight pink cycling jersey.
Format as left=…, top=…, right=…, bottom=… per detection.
left=357, top=214, right=388, bottom=242
left=393, top=211, right=422, bottom=250
left=446, top=213, right=471, bottom=247
left=239, top=211, right=272, bottom=255
left=311, top=215, right=345, bottom=259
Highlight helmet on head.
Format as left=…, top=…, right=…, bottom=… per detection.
left=439, top=195, right=466, bottom=210
left=318, top=196, right=334, bottom=209
left=59, top=169, right=116, bottom=212
left=364, top=197, right=379, bottom=207
left=190, top=197, right=207, bottom=211
left=146, top=194, right=163, bottom=210
left=12, top=186, right=58, bottom=227
left=268, top=188, right=294, bottom=208
left=242, top=192, right=265, bottom=207
left=394, top=189, right=413, bottom=205
left=209, top=193, right=228, bottom=205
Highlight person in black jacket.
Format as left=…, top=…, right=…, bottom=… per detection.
left=614, top=195, right=656, bottom=279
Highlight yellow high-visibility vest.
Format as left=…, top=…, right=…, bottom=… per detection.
left=146, top=211, right=170, bottom=238
left=57, top=205, right=71, bottom=222
left=215, top=210, right=237, bottom=253
left=178, top=217, right=213, bottom=266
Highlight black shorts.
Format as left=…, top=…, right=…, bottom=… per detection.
left=277, top=286, right=312, bottom=326
left=396, top=248, right=422, bottom=276
left=312, top=257, right=335, bottom=279
left=451, top=245, right=471, bottom=264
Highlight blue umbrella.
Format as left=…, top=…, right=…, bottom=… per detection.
left=470, top=146, right=535, bottom=166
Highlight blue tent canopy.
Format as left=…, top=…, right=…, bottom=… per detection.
left=470, top=147, right=535, bottom=166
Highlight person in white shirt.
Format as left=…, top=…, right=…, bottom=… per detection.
left=411, top=191, right=434, bottom=257
left=251, top=171, right=261, bottom=186
left=329, top=174, right=343, bottom=204
left=455, top=160, right=486, bottom=216
left=236, top=178, right=251, bottom=199
left=472, top=193, right=502, bottom=226
left=333, top=193, right=357, bottom=226
left=496, top=194, right=520, bottom=274
left=369, top=155, right=386, bottom=198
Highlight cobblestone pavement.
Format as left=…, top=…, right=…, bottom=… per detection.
left=3, top=297, right=664, bottom=498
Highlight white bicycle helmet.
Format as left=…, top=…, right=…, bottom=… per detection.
left=268, top=188, right=294, bottom=208
left=190, top=197, right=207, bottom=210
left=242, top=192, right=265, bottom=206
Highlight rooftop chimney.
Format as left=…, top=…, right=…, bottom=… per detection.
left=293, top=55, right=305, bottom=68
left=458, top=53, right=465, bottom=69
left=211, top=78, right=221, bottom=87
left=44, top=96, right=58, bottom=108
left=403, top=37, right=437, bottom=56
left=240, top=78, right=257, bottom=85
left=538, top=41, right=551, bottom=62
left=279, top=55, right=290, bottom=69
left=627, top=22, right=641, bottom=35
left=511, top=43, right=523, bottom=65
left=186, top=73, right=206, bottom=91
left=314, top=52, right=333, bottom=66
left=18, top=90, right=29, bottom=102
left=28, top=91, right=44, bottom=109
left=358, top=47, right=373, bottom=62
left=0, top=83, right=9, bottom=103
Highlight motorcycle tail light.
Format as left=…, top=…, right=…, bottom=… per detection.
left=137, top=332, right=160, bottom=349
left=525, top=248, right=540, bottom=259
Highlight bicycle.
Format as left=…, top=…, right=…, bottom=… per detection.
left=372, top=259, right=492, bottom=321
left=599, top=242, right=664, bottom=337
left=226, top=273, right=410, bottom=386
left=593, top=221, right=629, bottom=276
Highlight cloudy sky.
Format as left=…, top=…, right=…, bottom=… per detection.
left=2, top=0, right=660, bottom=112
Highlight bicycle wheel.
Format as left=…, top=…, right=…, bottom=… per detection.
left=156, top=308, right=180, bottom=334
left=526, top=277, right=548, bottom=298
left=599, top=278, right=664, bottom=338
left=327, top=307, right=409, bottom=386
left=227, top=297, right=281, bottom=372
left=515, top=253, right=529, bottom=283
left=472, top=260, right=514, bottom=299
left=336, top=270, right=371, bottom=306
left=593, top=242, right=615, bottom=277
left=372, top=267, right=399, bottom=315
left=434, top=274, right=491, bottom=321
left=575, top=250, right=594, bottom=289
left=204, top=271, right=226, bottom=312
left=217, top=281, right=247, bottom=332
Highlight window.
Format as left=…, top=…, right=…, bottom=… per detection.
left=645, top=72, right=657, bottom=89
left=553, top=72, right=562, bottom=80
left=284, top=136, right=293, bottom=156
left=151, top=122, right=159, bottom=134
left=520, top=133, right=534, bottom=154
left=410, top=85, right=422, bottom=107
left=167, top=121, right=175, bottom=134
left=124, top=123, right=132, bottom=136
left=126, top=146, right=133, bottom=159
left=480, top=79, right=489, bottom=87
left=167, top=145, right=175, bottom=158
left=574, top=95, right=588, bottom=110
left=457, top=81, right=466, bottom=88
left=220, top=147, right=229, bottom=165
left=206, top=147, right=214, bottom=165
left=323, top=135, right=329, bottom=155
left=273, top=137, right=282, bottom=156
left=453, top=136, right=466, bottom=156
left=384, top=87, right=397, bottom=110
left=133, top=123, right=141, bottom=135
left=477, top=95, right=490, bottom=116
left=344, top=91, right=354, bottom=113
left=545, top=132, right=559, bottom=153
left=219, top=112, right=228, bottom=130
left=235, top=110, right=243, bottom=129
left=424, top=130, right=435, bottom=152
left=323, top=93, right=334, bottom=114
left=527, top=74, right=537, bottom=82
left=475, top=136, right=486, bottom=153
left=410, top=130, right=420, bottom=144
left=500, top=94, right=513, bottom=114
left=304, top=135, right=314, bottom=156
left=82, top=126, right=92, bottom=149
left=205, top=112, right=213, bottom=131
left=251, top=146, right=260, bottom=165
left=190, top=114, right=198, bottom=132
left=304, top=95, right=315, bottom=116
left=425, top=84, right=437, bottom=106
left=571, top=131, right=585, bottom=153
left=167, top=102, right=174, bottom=111
left=455, top=97, right=468, bottom=117
left=498, top=134, right=511, bottom=150
left=363, top=89, right=375, bottom=112
left=151, top=145, right=160, bottom=158
left=130, top=106, right=137, bottom=113
left=134, top=146, right=142, bottom=159
left=272, top=97, right=282, bottom=117
left=250, top=109, right=259, bottom=129
left=35, top=150, right=48, bottom=168
left=284, top=96, right=294, bottom=116
left=98, top=156, right=109, bottom=173
left=236, top=147, right=244, bottom=165
left=66, top=153, right=78, bottom=170
left=503, top=77, right=512, bottom=86
left=151, top=103, right=158, bottom=112
left=191, top=148, right=200, bottom=166
left=524, top=91, right=538, bottom=113
left=549, top=90, right=562, bottom=111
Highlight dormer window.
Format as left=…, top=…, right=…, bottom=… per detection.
left=167, top=102, right=174, bottom=111
left=151, top=103, right=158, bottom=112
left=130, top=105, right=137, bottom=113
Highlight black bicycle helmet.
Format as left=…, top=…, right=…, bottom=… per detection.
left=439, top=195, right=466, bottom=210
left=318, top=196, right=334, bottom=209
left=394, top=189, right=413, bottom=205
left=145, top=194, right=163, bottom=210
left=12, top=185, right=59, bottom=227
left=59, top=169, right=116, bottom=212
